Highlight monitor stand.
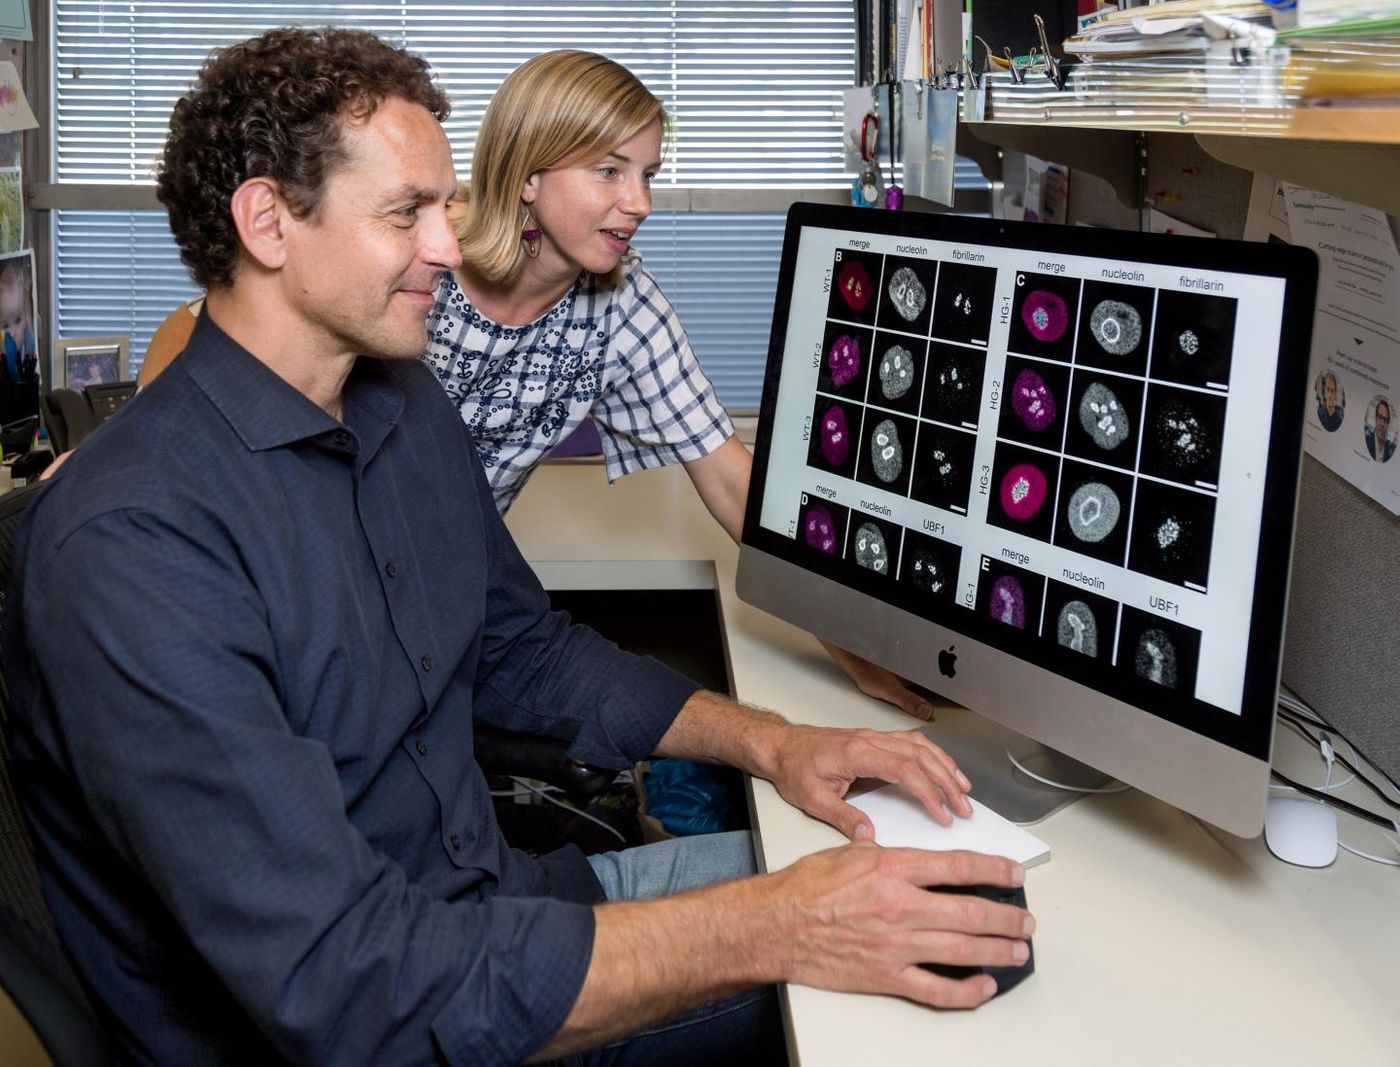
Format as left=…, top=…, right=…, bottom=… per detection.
left=920, top=707, right=1112, bottom=826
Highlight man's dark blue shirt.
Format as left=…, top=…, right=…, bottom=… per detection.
left=3, top=313, right=699, bottom=1064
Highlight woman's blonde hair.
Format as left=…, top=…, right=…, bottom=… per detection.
left=454, top=50, right=668, bottom=288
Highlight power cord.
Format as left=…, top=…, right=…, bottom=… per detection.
left=493, top=776, right=627, bottom=845
left=1272, top=697, right=1400, bottom=867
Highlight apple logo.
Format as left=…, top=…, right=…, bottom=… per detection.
left=937, top=645, right=957, bottom=678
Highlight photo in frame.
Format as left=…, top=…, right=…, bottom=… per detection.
left=54, top=335, right=130, bottom=389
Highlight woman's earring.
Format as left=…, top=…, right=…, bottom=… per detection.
left=521, top=206, right=542, bottom=259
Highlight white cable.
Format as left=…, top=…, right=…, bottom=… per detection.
left=509, top=775, right=627, bottom=844
left=1273, top=715, right=1356, bottom=791
left=1339, top=841, right=1400, bottom=867
left=1004, top=749, right=1131, bottom=795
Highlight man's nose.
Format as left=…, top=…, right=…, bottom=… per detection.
left=425, top=207, right=463, bottom=272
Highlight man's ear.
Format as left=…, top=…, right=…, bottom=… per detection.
left=520, top=172, right=540, bottom=206
left=229, top=177, right=290, bottom=270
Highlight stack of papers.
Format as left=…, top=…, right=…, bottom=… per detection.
left=1066, top=1, right=1277, bottom=59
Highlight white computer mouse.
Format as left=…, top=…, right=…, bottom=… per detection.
left=1263, top=796, right=1338, bottom=867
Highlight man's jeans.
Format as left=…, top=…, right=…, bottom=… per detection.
left=561, top=831, right=787, bottom=1066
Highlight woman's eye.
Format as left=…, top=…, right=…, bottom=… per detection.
left=597, top=167, right=618, bottom=179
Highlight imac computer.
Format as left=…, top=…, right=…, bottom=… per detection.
left=736, top=204, right=1317, bottom=837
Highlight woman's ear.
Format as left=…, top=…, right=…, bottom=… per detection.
left=229, top=177, right=288, bottom=270
left=521, top=172, right=540, bottom=206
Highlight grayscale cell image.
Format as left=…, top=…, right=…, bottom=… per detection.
left=1057, top=601, right=1098, bottom=657
left=1078, top=382, right=1131, bottom=451
left=1155, top=401, right=1213, bottom=474
left=908, top=549, right=948, bottom=595
left=878, top=344, right=915, bottom=400
left=1134, top=628, right=1178, bottom=688
left=1088, top=300, right=1143, bottom=356
left=1066, top=482, right=1121, bottom=544
left=1178, top=329, right=1199, bottom=356
left=868, top=419, right=904, bottom=483
left=853, top=522, right=889, bottom=574
left=887, top=266, right=927, bottom=323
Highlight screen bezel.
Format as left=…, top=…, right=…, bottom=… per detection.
left=741, top=203, right=1318, bottom=765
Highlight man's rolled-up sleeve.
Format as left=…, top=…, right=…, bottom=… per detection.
left=26, top=505, right=593, bottom=1066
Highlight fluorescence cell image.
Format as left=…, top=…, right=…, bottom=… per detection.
left=826, top=249, right=882, bottom=325
left=1074, top=280, right=1155, bottom=376
left=867, top=333, right=926, bottom=415
left=877, top=255, right=935, bottom=336
left=806, top=395, right=862, bottom=480
left=1064, top=373, right=1144, bottom=470
left=976, top=556, right=1045, bottom=635
left=1117, top=607, right=1201, bottom=695
left=852, top=521, right=893, bottom=575
left=1139, top=385, right=1227, bottom=488
left=909, top=423, right=977, bottom=513
left=1128, top=479, right=1216, bottom=590
left=797, top=494, right=851, bottom=558
left=1042, top=580, right=1118, bottom=665
left=1007, top=272, right=1081, bottom=362
left=930, top=261, right=997, bottom=346
left=856, top=412, right=917, bottom=496
left=922, top=342, right=988, bottom=428
left=898, top=529, right=962, bottom=609
left=997, top=356, right=1070, bottom=448
left=845, top=514, right=902, bottom=588
left=817, top=321, right=873, bottom=399
left=987, top=443, right=1059, bottom=543
left=1052, top=460, right=1134, bottom=566
left=1150, top=289, right=1238, bottom=389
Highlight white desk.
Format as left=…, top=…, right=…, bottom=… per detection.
left=507, top=461, right=1399, bottom=1066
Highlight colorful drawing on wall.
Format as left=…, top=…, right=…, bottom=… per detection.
left=0, top=168, right=21, bottom=254
left=0, top=62, right=38, bottom=132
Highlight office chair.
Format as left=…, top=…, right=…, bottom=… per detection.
left=0, top=483, right=112, bottom=1065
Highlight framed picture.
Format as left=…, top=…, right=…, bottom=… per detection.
left=0, top=248, right=37, bottom=385
left=54, top=335, right=130, bottom=389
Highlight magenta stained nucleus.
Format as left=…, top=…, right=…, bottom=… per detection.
left=989, top=576, right=1027, bottom=628
left=819, top=405, right=851, bottom=467
left=1020, top=290, right=1069, bottom=343
left=1011, top=367, right=1057, bottom=432
left=836, top=259, right=873, bottom=313
left=827, top=334, right=862, bottom=388
left=999, top=462, right=1048, bottom=521
left=803, top=505, right=838, bottom=554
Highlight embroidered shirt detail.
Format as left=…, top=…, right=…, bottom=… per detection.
left=422, top=251, right=733, bottom=512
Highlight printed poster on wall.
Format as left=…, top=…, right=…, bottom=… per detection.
left=1244, top=175, right=1400, bottom=515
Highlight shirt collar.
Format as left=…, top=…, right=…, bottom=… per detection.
left=183, top=306, right=405, bottom=457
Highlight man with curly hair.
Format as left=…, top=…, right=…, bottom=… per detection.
left=5, top=27, right=1030, bottom=1065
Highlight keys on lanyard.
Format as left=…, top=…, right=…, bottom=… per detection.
left=853, top=110, right=884, bottom=208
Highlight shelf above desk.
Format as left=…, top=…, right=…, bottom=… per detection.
left=962, top=55, right=1400, bottom=214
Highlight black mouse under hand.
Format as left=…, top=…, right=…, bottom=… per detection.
left=920, top=883, right=1035, bottom=998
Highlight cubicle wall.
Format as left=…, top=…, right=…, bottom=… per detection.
left=1284, top=457, right=1400, bottom=784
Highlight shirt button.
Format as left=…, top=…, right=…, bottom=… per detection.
left=450, top=834, right=462, bottom=851
left=333, top=430, right=349, bottom=447
left=385, top=561, right=398, bottom=578
left=420, top=655, right=433, bottom=672
left=416, top=740, right=428, bottom=756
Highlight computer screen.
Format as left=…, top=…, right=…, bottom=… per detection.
left=737, top=204, right=1317, bottom=837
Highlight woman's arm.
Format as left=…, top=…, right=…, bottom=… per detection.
left=683, top=437, right=935, bottom=721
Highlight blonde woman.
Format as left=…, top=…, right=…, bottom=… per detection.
left=427, top=50, right=935, bottom=721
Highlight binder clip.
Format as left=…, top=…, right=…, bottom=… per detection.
left=1033, top=13, right=1067, bottom=90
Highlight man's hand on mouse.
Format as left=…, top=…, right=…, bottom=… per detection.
left=750, top=845, right=1033, bottom=1008
left=759, top=722, right=974, bottom=839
